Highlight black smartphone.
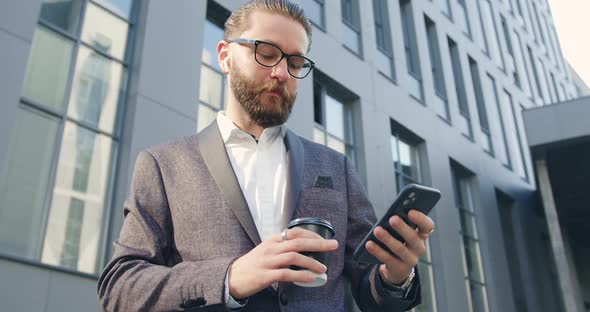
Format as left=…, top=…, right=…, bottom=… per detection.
left=353, top=183, right=441, bottom=264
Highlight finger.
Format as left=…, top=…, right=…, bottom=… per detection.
left=286, top=227, right=325, bottom=240
left=270, top=252, right=327, bottom=274
left=373, top=226, right=418, bottom=264
left=271, top=268, right=318, bottom=284
left=277, top=237, right=338, bottom=254
left=388, top=216, right=427, bottom=256
left=365, top=240, right=404, bottom=267
left=389, top=216, right=420, bottom=247
left=408, top=210, right=435, bottom=238
left=270, top=227, right=324, bottom=242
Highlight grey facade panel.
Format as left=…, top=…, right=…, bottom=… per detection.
left=524, top=96, right=590, bottom=147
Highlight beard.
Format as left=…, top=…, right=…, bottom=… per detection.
left=229, top=66, right=296, bottom=128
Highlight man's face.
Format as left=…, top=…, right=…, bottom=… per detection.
left=225, top=11, right=309, bottom=128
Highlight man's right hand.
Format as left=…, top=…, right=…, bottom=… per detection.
left=228, top=227, right=339, bottom=299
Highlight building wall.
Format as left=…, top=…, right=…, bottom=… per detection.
left=0, top=0, right=583, bottom=311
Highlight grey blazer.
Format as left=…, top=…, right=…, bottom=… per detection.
left=97, top=121, right=421, bottom=311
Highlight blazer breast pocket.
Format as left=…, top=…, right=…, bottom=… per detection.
left=295, top=188, right=347, bottom=242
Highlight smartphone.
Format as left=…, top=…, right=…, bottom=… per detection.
left=353, top=183, right=441, bottom=264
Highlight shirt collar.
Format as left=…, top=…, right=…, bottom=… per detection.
left=216, top=111, right=287, bottom=144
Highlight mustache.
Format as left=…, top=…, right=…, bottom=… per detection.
left=258, top=81, right=289, bottom=97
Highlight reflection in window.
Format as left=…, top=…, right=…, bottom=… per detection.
left=94, top=0, right=134, bottom=19
left=67, top=46, right=126, bottom=134
left=1, top=0, right=135, bottom=274
left=21, top=26, right=75, bottom=111
left=81, top=2, right=130, bottom=60
left=198, top=18, right=227, bottom=132
left=42, top=123, right=114, bottom=273
left=390, top=135, right=421, bottom=191
left=0, top=108, right=59, bottom=258
left=313, top=81, right=355, bottom=161
left=39, top=0, right=83, bottom=35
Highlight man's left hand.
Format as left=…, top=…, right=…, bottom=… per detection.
left=365, top=209, right=435, bottom=285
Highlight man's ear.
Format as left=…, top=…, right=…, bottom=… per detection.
left=217, top=40, right=230, bottom=74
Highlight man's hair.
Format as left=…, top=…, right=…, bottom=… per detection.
left=224, top=0, right=312, bottom=50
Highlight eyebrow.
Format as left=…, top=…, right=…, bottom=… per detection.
left=263, top=39, right=306, bottom=56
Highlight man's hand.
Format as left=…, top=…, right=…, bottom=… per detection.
left=228, top=227, right=338, bottom=299
left=366, top=209, right=435, bottom=285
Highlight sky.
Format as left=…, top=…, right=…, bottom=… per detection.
left=548, top=0, right=590, bottom=87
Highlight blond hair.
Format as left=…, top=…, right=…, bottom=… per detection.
left=224, top=0, right=312, bottom=50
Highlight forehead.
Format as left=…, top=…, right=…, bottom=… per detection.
left=240, top=10, right=309, bottom=55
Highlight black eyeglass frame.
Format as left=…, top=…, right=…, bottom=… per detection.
left=227, top=38, right=315, bottom=79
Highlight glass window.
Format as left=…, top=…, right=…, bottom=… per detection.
left=4, top=0, right=135, bottom=274
left=482, top=75, right=510, bottom=167
left=197, top=105, right=218, bottom=133
left=201, top=20, right=224, bottom=71
left=81, top=2, right=130, bottom=60
left=67, top=46, right=127, bottom=134
left=412, top=241, right=437, bottom=312
left=480, top=1, right=504, bottom=70
left=198, top=16, right=227, bottom=131
left=500, top=91, right=527, bottom=178
left=199, top=65, right=224, bottom=110
left=341, top=0, right=362, bottom=56
left=0, top=108, right=60, bottom=258
left=468, top=58, right=492, bottom=154
left=41, top=122, right=115, bottom=273
left=325, top=95, right=346, bottom=140
left=527, top=46, right=544, bottom=103
left=512, top=30, right=532, bottom=97
left=21, top=26, right=75, bottom=111
left=452, top=170, right=489, bottom=312
left=390, top=135, right=421, bottom=190
left=425, top=16, right=446, bottom=100
left=94, top=0, right=134, bottom=19
left=301, top=0, right=324, bottom=28
left=313, top=79, right=355, bottom=160
left=400, top=0, right=421, bottom=78
left=448, top=37, right=472, bottom=138
left=373, top=0, right=395, bottom=80
left=39, top=0, right=83, bottom=35
left=473, top=0, right=488, bottom=54
left=456, top=0, right=471, bottom=38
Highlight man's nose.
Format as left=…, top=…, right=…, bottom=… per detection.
left=271, top=58, right=290, bottom=82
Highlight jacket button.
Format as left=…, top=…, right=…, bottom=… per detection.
left=280, top=292, right=288, bottom=305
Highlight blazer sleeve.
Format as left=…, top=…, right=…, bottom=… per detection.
left=97, top=150, right=233, bottom=312
left=343, top=156, right=422, bottom=312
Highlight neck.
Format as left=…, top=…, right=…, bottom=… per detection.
left=225, top=97, right=265, bottom=139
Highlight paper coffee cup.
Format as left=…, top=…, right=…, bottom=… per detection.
left=286, top=217, right=335, bottom=287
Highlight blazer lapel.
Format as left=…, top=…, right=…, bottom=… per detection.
left=281, top=129, right=304, bottom=230
left=198, top=121, right=262, bottom=245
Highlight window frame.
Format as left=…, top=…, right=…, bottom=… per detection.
left=3, top=0, right=138, bottom=276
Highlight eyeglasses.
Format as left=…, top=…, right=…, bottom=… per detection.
left=227, top=38, right=315, bottom=79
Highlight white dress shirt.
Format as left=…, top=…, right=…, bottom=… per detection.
left=216, top=111, right=288, bottom=242
left=217, top=111, right=288, bottom=309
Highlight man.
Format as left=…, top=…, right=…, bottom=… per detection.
left=97, top=0, right=435, bottom=311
